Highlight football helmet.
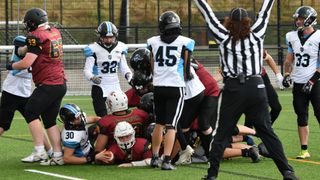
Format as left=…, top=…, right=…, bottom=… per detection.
left=131, top=71, right=152, bottom=89
left=59, top=104, right=86, bottom=129
left=130, top=48, right=151, bottom=73
left=139, top=92, right=154, bottom=114
left=159, top=11, right=182, bottom=34
left=114, top=121, right=136, bottom=150
left=23, top=8, right=48, bottom=32
left=107, top=90, right=128, bottom=113
left=96, top=21, right=118, bottom=48
left=293, top=6, right=317, bottom=30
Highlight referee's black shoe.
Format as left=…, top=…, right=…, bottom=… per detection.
left=283, top=170, right=299, bottom=180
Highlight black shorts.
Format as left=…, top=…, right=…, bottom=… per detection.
left=179, top=91, right=204, bottom=129
left=198, top=96, right=218, bottom=131
left=25, top=83, right=67, bottom=129
left=0, top=91, right=29, bottom=130
left=153, top=86, right=184, bottom=127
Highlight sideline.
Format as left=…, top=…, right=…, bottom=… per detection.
left=288, top=158, right=320, bottom=165
left=25, top=169, right=86, bottom=180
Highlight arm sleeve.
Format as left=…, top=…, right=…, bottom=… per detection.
left=83, top=46, right=96, bottom=81
left=251, top=0, right=275, bottom=38
left=193, top=0, right=228, bottom=44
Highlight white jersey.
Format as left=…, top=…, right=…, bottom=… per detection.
left=147, top=35, right=195, bottom=87
left=61, top=125, right=92, bottom=157
left=286, top=30, right=320, bottom=83
left=185, top=68, right=205, bottom=100
left=83, top=41, right=132, bottom=97
left=2, top=49, right=32, bottom=98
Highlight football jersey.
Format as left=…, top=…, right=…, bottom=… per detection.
left=108, top=138, right=152, bottom=164
left=83, top=41, right=132, bottom=97
left=61, top=125, right=92, bottom=157
left=185, top=68, right=205, bottom=100
left=2, top=47, right=32, bottom=98
left=97, top=109, right=148, bottom=148
left=196, top=63, right=220, bottom=97
left=286, top=30, right=320, bottom=83
left=125, top=88, right=141, bottom=107
left=147, top=35, right=195, bottom=87
left=29, top=25, right=66, bottom=85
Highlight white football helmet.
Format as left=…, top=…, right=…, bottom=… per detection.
left=114, top=121, right=136, bottom=150
left=107, top=90, right=128, bottom=113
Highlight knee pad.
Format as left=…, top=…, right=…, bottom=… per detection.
left=297, top=116, right=308, bottom=127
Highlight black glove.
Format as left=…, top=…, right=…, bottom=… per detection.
left=6, top=61, right=13, bottom=70
left=91, top=76, right=101, bottom=84
left=282, top=74, right=292, bottom=88
left=301, top=80, right=314, bottom=94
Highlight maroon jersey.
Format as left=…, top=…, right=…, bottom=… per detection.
left=97, top=109, right=148, bottom=148
left=125, top=88, right=141, bottom=107
left=261, top=67, right=267, bottom=76
left=108, top=138, right=152, bottom=164
left=196, top=63, right=219, bottom=97
left=29, top=26, right=66, bottom=85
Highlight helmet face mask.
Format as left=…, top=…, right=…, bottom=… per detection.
left=114, top=121, right=135, bottom=150
left=139, top=92, right=154, bottom=114
left=97, top=21, right=118, bottom=48
left=23, top=8, right=48, bottom=32
left=293, top=6, right=317, bottom=31
left=159, top=11, right=182, bottom=34
left=131, top=71, right=153, bottom=96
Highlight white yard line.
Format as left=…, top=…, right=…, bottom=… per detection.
left=24, top=169, right=86, bottom=180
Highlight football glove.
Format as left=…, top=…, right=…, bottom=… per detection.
left=91, top=76, right=101, bottom=84
left=301, top=80, right=314, bottom=94
left=282, top=74, right=292, bottom=88
left=6, top=61, right=13, bottom=70
left=275, top=73, right=284, bottom=90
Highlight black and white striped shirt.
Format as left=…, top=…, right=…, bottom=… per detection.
left=194, top=0, right=275, bottom=78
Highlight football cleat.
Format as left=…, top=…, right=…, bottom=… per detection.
left=248, top=147, right=260, bottom=163
left=283, top=170, right=299, bottom=180
left=201, top=175, right=217, bottom=180
left=175, top=145, right=194, bottom=165
left=21, top=151, right=48, bottom=163
left=296, top=150, right=310, bottom=159
left=161, top=161, right=176, bottom=170
left=40, top=156, right=64, bottom=166
left=150, top=156, right=160, bottom=168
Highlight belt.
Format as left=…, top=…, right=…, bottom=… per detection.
left=223, top=74, right=261, bottom=83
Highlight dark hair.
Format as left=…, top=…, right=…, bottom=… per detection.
left=223, top=16, right=251, bottom=43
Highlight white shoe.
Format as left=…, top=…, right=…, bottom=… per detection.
left=175, top=145, right=194, bottom=165
left=21, top=151, right=48, bottom=163
left=40, top=156, right=64, bottom=166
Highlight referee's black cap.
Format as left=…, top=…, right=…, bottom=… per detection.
left=230, top=8, right=248, bottom=21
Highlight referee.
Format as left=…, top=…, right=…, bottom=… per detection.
left=194, top=0, right=298, bottom=179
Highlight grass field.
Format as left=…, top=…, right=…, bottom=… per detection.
left=0, top=90, right=319, bottom=180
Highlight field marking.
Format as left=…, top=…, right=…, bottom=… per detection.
left=25, top=169, right=86, bottom=180
left=288, top=158, right=320, bottom=165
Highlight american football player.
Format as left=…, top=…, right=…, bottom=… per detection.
left=283, top=5, right=320, bottom=160
left=101, top=121, right=152, bottom=167
left=94, top=90, right=149, bottom=156
left=83, top=21, right=133, bottom=117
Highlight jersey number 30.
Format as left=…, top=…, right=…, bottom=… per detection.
left=155, top=46, right=178, bottom=67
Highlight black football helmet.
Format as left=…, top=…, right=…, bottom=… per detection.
left=59, top=104, right=86, bottom=130
left=139, top=92, right=154, bottom=114
left=131, top=71, right=152, bottom=88
left=159, top=11, right=182, bottom=34
left=97, top=21, right=118, bottom=38
left=130, top=48, right=151, bottom=73
left=23, top=8, right=48, bottom=32
left=293, top=6, right=317, bottom=30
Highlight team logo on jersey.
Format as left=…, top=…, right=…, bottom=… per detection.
left=108, top=55, right=112, bottom=59
left=300, top=47, right=304, bottom=52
